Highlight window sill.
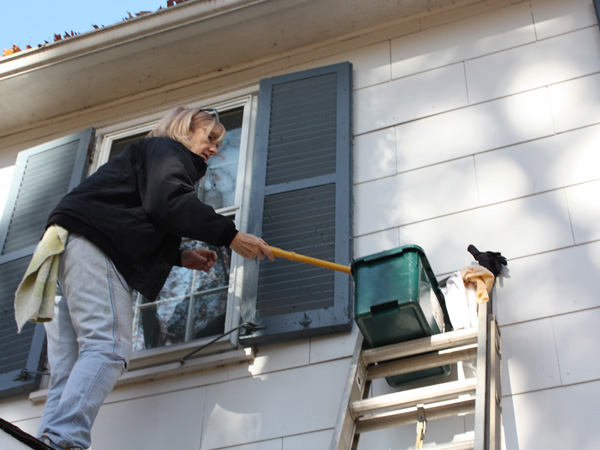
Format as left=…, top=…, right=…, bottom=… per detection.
left=29, top=346, right=254, bottom=404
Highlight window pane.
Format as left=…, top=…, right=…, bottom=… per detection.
left=197, top=108, right=243, bottom=209
left=131, top=241, right=232, bottom=352
left=163, top=298, right=191, bottom=346
left=157, top=240, right=197, bottom=299
left=133, top=297, right=189, bottom=351
left=190, top=289, right=228, bottom=340
left=194, top=245, right=232, bottom=292
left=109, top=132, right=147, bottom=160
left=200, top=161, right=238, bottom=209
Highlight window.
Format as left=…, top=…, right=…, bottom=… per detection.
left=97, top=104, right=251, bottom=359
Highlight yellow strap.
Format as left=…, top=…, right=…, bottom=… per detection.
left=415, top=420, right=426, bottom=449
left=415, top=404, right=426, bottom=449
left=268, top=246, right=352, bottom=275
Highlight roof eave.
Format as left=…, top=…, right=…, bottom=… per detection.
left=0, top=0, right=474, bottom=139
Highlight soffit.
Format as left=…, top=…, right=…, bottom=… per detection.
left=0, top=0, right=468, bottom=136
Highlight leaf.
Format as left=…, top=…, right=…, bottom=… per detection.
left=2, top=44, right=21, bottom=56
left=2, top=2, right=177, bottom=58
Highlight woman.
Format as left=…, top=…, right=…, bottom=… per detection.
left=37, top=106, right=273, bottom=450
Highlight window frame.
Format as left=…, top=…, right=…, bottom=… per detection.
left=92, top=95, right=257, bottom=369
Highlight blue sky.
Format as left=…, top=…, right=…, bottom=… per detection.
left=1, top=1, right=169, bottom=51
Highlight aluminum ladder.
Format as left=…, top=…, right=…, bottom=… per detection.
left=330, top=293, right=501, bottom=450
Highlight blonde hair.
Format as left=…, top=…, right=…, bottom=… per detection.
left=147, top=106, right=226, bottom=149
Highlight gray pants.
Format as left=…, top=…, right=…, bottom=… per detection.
left=38, top=234, right=133, bottom=450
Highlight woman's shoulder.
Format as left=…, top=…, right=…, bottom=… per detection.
left=134, top=137, right=206, bottom=180
left=141, top=136, right=186, bottom=150
left=137, top=137, right=204, bottom=171
left=135, top=137, right=191, bottom=160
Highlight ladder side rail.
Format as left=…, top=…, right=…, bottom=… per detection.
left=489, top=316, right=502, bottom=450
left=351, top=361, right=371, bottom=450
left=330, top=333, right=367, bottom=450
left=473, top=289, right=495, bottom=450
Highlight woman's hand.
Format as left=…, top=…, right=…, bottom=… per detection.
left=229, top=232, right=274, bottom=261
left=181, top=248, right=218, bottom=272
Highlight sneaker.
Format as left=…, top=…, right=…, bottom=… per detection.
left=40, top=436, right=58, bottom=448
left=39, top=436, right=83, bottom=450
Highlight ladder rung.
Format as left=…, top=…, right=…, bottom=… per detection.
left=367, top=344, right=477, bottom=381
left=355, top=397, right=475, bottom=434
left=361, top=328, right=478, bottom=365
left=351, top=378, right=476, bottom=418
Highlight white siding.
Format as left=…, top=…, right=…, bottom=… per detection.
left=354, top=63, right=468, bottom=135
left=0, top=165, right=14, bottom=223
left=351, top=0, right=600, bottom=448
left=503, top=380, right=600, bottom=449
left=393, top=88, right=555, bottom=173
left=465, top=26, right=600, bottom=103
left=390, top=1, right=536, bottom=80
left=549, top=73, right=600, bottom=131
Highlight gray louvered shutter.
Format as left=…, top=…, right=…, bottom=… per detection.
left=240, top=62, right=352, bottom=344
left=0, top=129, right=93, bottom=399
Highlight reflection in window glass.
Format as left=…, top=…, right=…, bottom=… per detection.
left=107, top=106, right=244, bottom=354
left=132, top=242, right=232, bottom=352
left=197, top=109, right=242, bottom=210
left=199, top=147, right=239, bottom=209
left=108, top=132, right=147, bottom=160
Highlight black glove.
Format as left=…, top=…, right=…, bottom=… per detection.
left=467, top=244, right=507, bottom=277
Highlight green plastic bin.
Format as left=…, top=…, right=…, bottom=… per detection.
left=352, top=245, right=450, bottom=387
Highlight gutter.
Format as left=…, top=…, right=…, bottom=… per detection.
left=0, top=0, right=298, bottom=80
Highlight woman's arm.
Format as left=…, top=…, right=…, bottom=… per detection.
left=180, top=248, right=218, bottom=272
left=229, top=232, right=274, bottom=261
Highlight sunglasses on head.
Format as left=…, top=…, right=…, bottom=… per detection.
left=198, top=108, right=220, bottom=123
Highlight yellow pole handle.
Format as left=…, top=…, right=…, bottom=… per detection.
left=268, top=246, right=352, bottom=275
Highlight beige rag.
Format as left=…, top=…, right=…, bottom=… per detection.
left=14, top=225, right=69, bottom=333
left=460, top=265, right=494, bottom=304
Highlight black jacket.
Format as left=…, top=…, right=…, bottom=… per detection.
left=48, top=137, right=238, bottom=301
